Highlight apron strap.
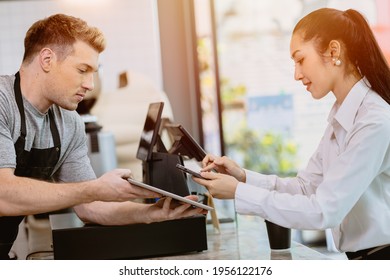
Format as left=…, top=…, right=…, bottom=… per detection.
left=13, top=72, right=27, bottom=139
left=48, top=109, right=60, bottom=147
left=0, top=243, right=14, bottom=260
left=14, top=72, right=60, bottom=148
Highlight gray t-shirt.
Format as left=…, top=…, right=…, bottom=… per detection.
left=0, top=74, right=96, bottom=182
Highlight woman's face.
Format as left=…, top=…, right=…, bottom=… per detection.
left=290, top=32, right=336, bottom=99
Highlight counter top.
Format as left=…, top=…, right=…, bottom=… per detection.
left=21, top=213, right=330, bottom=260
left=148, top=214, right=330, bottom=260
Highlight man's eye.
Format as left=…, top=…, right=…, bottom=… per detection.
left=78, top=69, right=87, bottom=73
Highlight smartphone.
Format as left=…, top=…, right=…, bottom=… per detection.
left=176, top=163, right=208, bottom=180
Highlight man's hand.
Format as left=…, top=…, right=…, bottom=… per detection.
left=94, top=169, right=161, bottom=202
left=145, top=195, right=207, bottom=223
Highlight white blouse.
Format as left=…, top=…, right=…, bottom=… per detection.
left=235, top=79, right=390, bottom=252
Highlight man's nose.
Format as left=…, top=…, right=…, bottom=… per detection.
left=83, top=73, right=94, bottom=91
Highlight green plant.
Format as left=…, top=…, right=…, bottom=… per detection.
left=226, top=124, right=298, bottom=176
left=220, top=77, right=247, bottom=104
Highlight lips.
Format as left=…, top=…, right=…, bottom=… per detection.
left=303, top=82, right=311, bottom=91
left=76, top=93, right=85, bottom=102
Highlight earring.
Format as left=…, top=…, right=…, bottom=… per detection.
left=332, top=58, right=341, bottom=66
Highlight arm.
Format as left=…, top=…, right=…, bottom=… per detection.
left=235, top=117, right=390, bottom=229
left=196, top=142, right=325, bottom=198
left=0, top=168, right=160, bottom=216
left=74, top=196, right=206, bottom=226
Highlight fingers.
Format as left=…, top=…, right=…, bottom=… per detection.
left=162, top=196, right=173, bottom=210
left=183, top=195, right=199, bottom=202
left=201, top=164, right=217, bottom=172
left=174, top=204, right=205, bottom=216
left=113, top=168, right=133, bottom=179
left=202, top=154, right=216, bottom=168
left=201, top=154, right=222, bottom=173
left=192, top=171, right=218, bottom=188
left=164, top=197, right=206, bottom=217
left=199, top=171, right=218, bottom=180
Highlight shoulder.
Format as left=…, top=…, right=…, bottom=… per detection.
left=362, top=91, right=390, bottom=119
left=0, top=75, right=15, bottom=103
left=0, top=75, right=14, bottom=89
left=0, top=75, right=18, bottom=125
left=357, top=91, right=390, bottom=136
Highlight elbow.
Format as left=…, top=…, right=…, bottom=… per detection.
left=318, top=209, right=344, bottom=229
left=73, top=203, right=103, bottom=225
left=73, top=204, right=92, bottom=224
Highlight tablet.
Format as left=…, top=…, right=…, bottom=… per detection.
left=127, top=178, right=213, bottom=211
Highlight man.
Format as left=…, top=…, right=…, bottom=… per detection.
left=0, top=14, right=204, bottom=259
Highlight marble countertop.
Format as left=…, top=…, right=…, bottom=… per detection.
left=148, top=214, right=330, bottom=260
left=17, top=213, right=330, bottom=260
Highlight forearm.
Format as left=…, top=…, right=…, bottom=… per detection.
left=244, top=169, right=317, bottom=195
left=0, top=172, right=97, bottom=216
left=74, top=201, right=151, bottom=225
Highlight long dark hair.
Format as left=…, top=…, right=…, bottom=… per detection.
left=293, top=8, right=390, bottom=104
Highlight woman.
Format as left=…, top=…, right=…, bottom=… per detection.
left=193, top=8, right=390, bottom=260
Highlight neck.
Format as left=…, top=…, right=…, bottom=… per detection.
left=19, top=65, right=51, bottom=113
left=333, top=72, right=362, bottom=105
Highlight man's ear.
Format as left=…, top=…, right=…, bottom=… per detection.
left=39, top=48, right=55, bottom=72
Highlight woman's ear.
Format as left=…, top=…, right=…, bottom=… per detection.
left=329, top=40, right=341, bottom=59
left=39, top=48, right=55, bottom=72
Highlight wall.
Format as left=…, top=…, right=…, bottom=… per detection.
left=0, top=0, right=163, bottom=92
left=157, top=0, right=202, bottom=140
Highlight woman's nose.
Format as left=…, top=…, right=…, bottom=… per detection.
left=294, top=67, right=303, bottom=81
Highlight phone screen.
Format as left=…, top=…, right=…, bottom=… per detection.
left=175, top=163, right=206, bottom=179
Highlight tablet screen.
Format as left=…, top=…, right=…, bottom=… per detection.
left=136, top=102, right=164, bottom=161
left=127, top=178, right=213, bottom=211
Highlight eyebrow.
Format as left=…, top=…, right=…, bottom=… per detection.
left=79, top=63, right=98, bottom=72
left=291, top=50, right=300, bottom=60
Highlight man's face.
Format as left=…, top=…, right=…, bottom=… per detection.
left=45, top=40, right=99, bottom=111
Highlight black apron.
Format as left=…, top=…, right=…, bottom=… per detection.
left=0, top=72, right=61, bottom=259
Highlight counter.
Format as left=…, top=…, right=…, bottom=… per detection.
left=20, top=213, right=330, bottom=260
left=149, top=214, right=330, bottom=260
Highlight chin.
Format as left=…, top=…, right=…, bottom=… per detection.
left=60, top=103, right=78, bottom=111
left=312, top=94, right=327, bottom=100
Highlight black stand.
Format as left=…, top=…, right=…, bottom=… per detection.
left=142, top=152, right=190, bottom=197
left=50, top=213, right=207, bottom=260
left=141, top=134, right=190, bottom=197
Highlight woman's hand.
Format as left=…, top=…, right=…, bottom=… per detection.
left=192, top=172, right=239, bottom=199
left=201, top=154, right=246, bottom=182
